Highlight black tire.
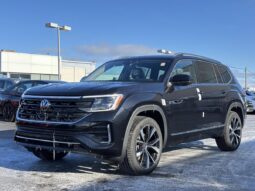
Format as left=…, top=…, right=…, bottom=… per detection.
left=120, top=116, right=163, bottom=175
left=215, top=111, right=243, bottom=151
left=32, top=149, right=68, bottom=161
left=3, top=103, right=15, bottom=122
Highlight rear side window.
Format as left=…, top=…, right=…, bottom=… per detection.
left=217, top=65, right=232, bottom=83
left=213, top=64, right=223, bottom=83
left=170, top=59, right=197, bottom=83
left=195, top=61, right=217, bottom=83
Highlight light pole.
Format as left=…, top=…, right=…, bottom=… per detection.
left=245, top=66, right=247, bottom=90
left=45, top=22, right=71, bottom=80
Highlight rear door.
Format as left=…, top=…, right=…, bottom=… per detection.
left=215, top=64, right=233, bottom=124
left=194, top=60, right=225, bottom=128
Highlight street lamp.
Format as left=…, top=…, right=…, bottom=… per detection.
left=45, top=22, right=71, bottom=80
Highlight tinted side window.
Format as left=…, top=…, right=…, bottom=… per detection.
left=213, top=64, right=223, bottom=83
left=217, top=65, right=231, bottom=83
left=195, top=61, right=217, bottom=83
left=170, top=59, right=197, bottom=83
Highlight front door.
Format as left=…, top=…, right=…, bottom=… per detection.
left=163, top=59, right=201, bottom=137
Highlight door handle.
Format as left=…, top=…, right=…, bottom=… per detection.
left=170, top=100, right=184, bottom=104
left=196, top=88, right=204, bottom=95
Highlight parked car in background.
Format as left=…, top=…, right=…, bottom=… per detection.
left=0, top=78, right=16, bottom=92
left=15, top=53, right=246, bottom=175
left=0, top=80, right=64, bottom=122
left=246, top=90, right=255, bottom=113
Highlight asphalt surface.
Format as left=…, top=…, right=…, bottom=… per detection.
left=0, top=115, right=255, bottom=191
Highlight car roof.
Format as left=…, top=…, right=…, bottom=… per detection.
left=109, top=53, right=222, bottom=65
left=0, top=78, right=15, bottom=82
left=16, top=80, right=65, bottom=84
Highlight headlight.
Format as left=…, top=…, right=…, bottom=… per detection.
left=82, top=94, right=123, bottom=112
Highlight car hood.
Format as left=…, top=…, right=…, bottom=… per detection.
left=24, top=82, right=163, bottom=97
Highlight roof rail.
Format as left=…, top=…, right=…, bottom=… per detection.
left=178, top=53, right=221, bottom=63
left=157, top=49, right=175, bottom=55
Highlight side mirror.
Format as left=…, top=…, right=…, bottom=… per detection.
left=170, top=74, right=192, bottom=86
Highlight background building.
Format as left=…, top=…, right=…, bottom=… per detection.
left=0, top=50, right=96, bottom=82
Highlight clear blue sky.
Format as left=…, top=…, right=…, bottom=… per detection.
left=1, top=0, right=255, bottom=85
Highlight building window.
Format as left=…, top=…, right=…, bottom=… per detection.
left=41, top=74, right=50, bottom=80
left=10, top=73, right=31, bottom=80
left=0, top=73, right=7, bottom=78
left=31, top=74, right=41, bottom=80
left=9, top=73, right=59, bottom=81
left=50, top=75, right=58, bottom=80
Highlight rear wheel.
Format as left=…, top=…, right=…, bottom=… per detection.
left=216, top=111, right=242, bottom=151
left=3, top=103, right=15, bottom=122
left=120, top=116, right=163, bottom=175
left=32, top=149, right=68, bottom=161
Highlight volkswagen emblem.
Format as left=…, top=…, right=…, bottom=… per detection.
left=40, top=99, right=51, bottom=112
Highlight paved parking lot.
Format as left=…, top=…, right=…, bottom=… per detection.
left=0, top=115, right=255, bottom=191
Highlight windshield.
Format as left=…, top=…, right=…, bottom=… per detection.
left=83, top=59, right=172, bottom=82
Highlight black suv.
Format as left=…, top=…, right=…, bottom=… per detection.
left=15, top=53, right=246, bottom=175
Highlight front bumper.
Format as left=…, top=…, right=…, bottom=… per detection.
left=15, top=109, right=129, bottom=159
left=246, top=101, right=255, bottom=113
left=247, top=107, right=254, bottom=113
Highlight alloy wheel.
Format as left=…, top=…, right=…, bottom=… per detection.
left=3, top=104, right=14, bottom=121
left=229, top=116, right=242, bottom=146
left=135, top=125, right=161, bottom=169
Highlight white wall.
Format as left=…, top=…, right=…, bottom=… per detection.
left=1, top=51, right=58, bottom=74
left=0, top=51, right=96, bottom=82
left=62, top=60, right=96, bottom=82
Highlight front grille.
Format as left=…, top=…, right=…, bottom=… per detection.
left=15, top=132, right=82, bottom=151
left=17, top=96, right=93, bottom=123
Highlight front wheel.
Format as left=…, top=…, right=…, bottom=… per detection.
left=3, top=103, right=16, bottom=122
left=32, top=149, right=69, bottom=161
left=120, top=116, right=163, bottom=175
left=215, top=111, right=243, bottom=151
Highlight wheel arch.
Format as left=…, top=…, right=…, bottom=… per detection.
left=120, top=104, right=168, bottom=161
left=227, top=101, right=245, bottom=126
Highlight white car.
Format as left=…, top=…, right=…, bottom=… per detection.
left=246, top=91, right=255, bottom=113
